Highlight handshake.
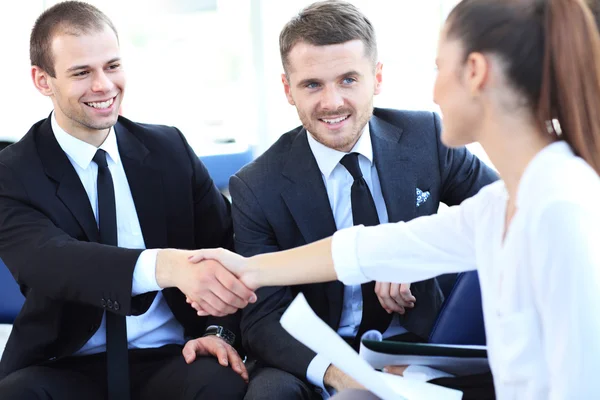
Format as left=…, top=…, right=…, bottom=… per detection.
left=155, top=248, right=257, bottom=317
left=155, top=245, right=416, bottom=318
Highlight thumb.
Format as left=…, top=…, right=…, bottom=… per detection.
left=182, top=340, right=205, bottom=364
left=189, top=248, right=222, bottom=264
left=382, top=365, right=408, bottom=376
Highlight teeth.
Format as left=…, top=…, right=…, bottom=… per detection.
left=322, top=116, right=348, bottom=124
left=86, top=98, right=114, bottom=109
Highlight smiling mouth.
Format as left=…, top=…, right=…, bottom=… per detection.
left=84, top=96, right=115, bottom=109
left=319, top=115, right=350, bottom=124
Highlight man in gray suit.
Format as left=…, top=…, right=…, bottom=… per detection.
left=232, top=1, right=498, bottom=399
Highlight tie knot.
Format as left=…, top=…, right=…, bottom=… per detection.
left=340, top=152, right=363, bottom=180
left=93, top=149, right=108, bottom=168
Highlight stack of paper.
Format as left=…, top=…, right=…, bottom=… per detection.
left=280, top=294, right=463, bottom=400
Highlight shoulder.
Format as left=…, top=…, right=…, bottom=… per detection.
left=0, top=118, right=46, bottom=170
left=116, top=116, right=186, bottom=149
left=234, top=125, right=304, bottom=186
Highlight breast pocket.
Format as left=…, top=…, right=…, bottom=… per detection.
left=495, top=308, right=545, bottom=385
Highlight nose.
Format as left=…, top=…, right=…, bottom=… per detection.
left=320, top=85, right=344, bottom=111
left=91, top=71, right=114, bottom=93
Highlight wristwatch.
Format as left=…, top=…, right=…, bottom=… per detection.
left=203, top=325, right=236, bottom=346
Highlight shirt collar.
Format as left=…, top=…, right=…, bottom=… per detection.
left=51, top=111, right=121, bottom=169
left=306, top=122, right=374, bottom=179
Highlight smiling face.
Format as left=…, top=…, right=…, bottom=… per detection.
left=282, top=40, right=382, bottom=152
left=32, top=24, right=124, bottom=145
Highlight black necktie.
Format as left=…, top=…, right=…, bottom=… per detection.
left=93, top=149, right=130, bottom=400
left=339, top=153, right=393, bottom=343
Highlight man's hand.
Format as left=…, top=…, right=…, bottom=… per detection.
left=182, top=336, right=249, bottom=382
left=184, top=248, right=256, bottom=316
left=156, top=249, right=256, bottom=317
left=324, top=364, right=364, bottom=392
left=382, top=365, right=409, bottom=376
left=375, top=282, right=416, bottom=314
left=188, top=248, right=256, bottom=288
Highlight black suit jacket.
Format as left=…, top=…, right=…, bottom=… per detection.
left=0, top=116, right=235, bottom=378
left=230, top=108, right=498, bottom=380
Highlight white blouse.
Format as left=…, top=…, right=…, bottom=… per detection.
left=332, top=141, right=600, bottom=399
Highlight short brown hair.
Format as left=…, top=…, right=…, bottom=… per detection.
left=30, top=1, right=118, bottom=77
left=279, top=0, right=377, bottom=73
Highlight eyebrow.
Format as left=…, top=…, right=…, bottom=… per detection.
left=295, top=70, right=363, bottom=88
left=65, top=57, right=121, bottom=73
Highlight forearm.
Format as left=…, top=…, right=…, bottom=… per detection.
left=246, top=237, right=336, bottom=288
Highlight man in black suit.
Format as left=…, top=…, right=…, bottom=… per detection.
left=0, top=2, right=256, bottom=399
left=229, top=1, right=498, bottom=399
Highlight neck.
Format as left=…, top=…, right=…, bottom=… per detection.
left=478, top=110, right=556, bottom=201
left=54, top=113, right=110, bottom=148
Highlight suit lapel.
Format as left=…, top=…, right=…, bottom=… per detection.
left=370, top=115, right=417, bottom=224
left=37, top=118, right=99, bottom=242
left=115, top=122, right=167, bottom=250
left=280, top=130, right=344, bottom=327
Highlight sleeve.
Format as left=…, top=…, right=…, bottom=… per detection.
left=131, top=249, right=160, bottom=295
left=0, top=162, right=143, bottom=316
left=530, top=202, right=600, bottom=399
left=333, top=196, right=480, bottom=286
left=433, top=112, right=499, bottom=206
left=307, top=354, right=332, bottom=397
left=230, top=174, right=318, bottom=381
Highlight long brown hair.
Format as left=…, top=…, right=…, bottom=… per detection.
left=447, top=0, right=600, bottom=175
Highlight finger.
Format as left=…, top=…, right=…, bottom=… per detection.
left=195, top=295, right=231, bottom=317
left=189, top=301, right=210, bottom=317
left=215, top=266, right=257, bottom=305
left=390, top=284, right=413, bottom=308
left=182, top=339, right=206, bottom=364
left=214, top=343, right=229, bottom=367
left=225, top=345, right=249, bottom=382
left=189, top=248, right=221, bottom=264
left=376, top=282, right=403, bottom=313
left=400, top=283, right=417, bottom=303
left=383, top=365, right=409, bottom=376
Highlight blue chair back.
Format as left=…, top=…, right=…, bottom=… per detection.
left=428, top=270, right=486, bottom=345
left=0, top=258, right=24, bottom=324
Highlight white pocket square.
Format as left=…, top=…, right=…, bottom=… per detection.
left=416, top=188, right=430, bottom=207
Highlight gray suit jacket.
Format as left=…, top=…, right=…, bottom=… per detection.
left=230, top=108, right=498, bottom=381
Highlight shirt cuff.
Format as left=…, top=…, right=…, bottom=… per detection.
left=307, top=354, right=332, bottom=399
left=332, top=226, right=370, bottom=285
left=400, top=365, right=455, bottom=382
left=132, top=249, right=161, bottom=296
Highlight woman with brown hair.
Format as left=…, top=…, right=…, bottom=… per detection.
left=190, top=0, right=600, bottom=398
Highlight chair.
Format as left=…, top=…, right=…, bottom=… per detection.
left=0, top=258, right=24, bottom=324
left=428, top=270, right=486, bottom=345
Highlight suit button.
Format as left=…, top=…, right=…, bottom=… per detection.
left=101, top=298, right=107, bottom=308
left=107, top=299, right=113, bottom=309
left=113, top=301, right=120, bottom=311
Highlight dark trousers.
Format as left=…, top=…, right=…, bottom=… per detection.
left=0, top=344, right=247, bottom=400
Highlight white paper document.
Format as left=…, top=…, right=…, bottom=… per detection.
left=280, top=294, right=463, bottom=400
left=359, top=330, right=490, bottom=376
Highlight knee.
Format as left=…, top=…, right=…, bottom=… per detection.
left=0, top=369, right=49, bottom=400
left=183, top=358, right=247, bottom=400
left=245, top=367, right=314, bottom=400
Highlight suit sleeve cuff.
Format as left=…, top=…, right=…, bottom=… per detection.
left=132, top=249, right=161, bottom=295
left=307, top=354, right=332, bottom=398
left=332, top=226, right=370, bottom=285
left=400, top=365, right=455, bottom=381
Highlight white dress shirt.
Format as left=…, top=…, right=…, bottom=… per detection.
left=51, top=113, right=184, bottom=356
left=305, top=125, right=408, bottom=395
left=333, top=141, right=600, bottom=399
